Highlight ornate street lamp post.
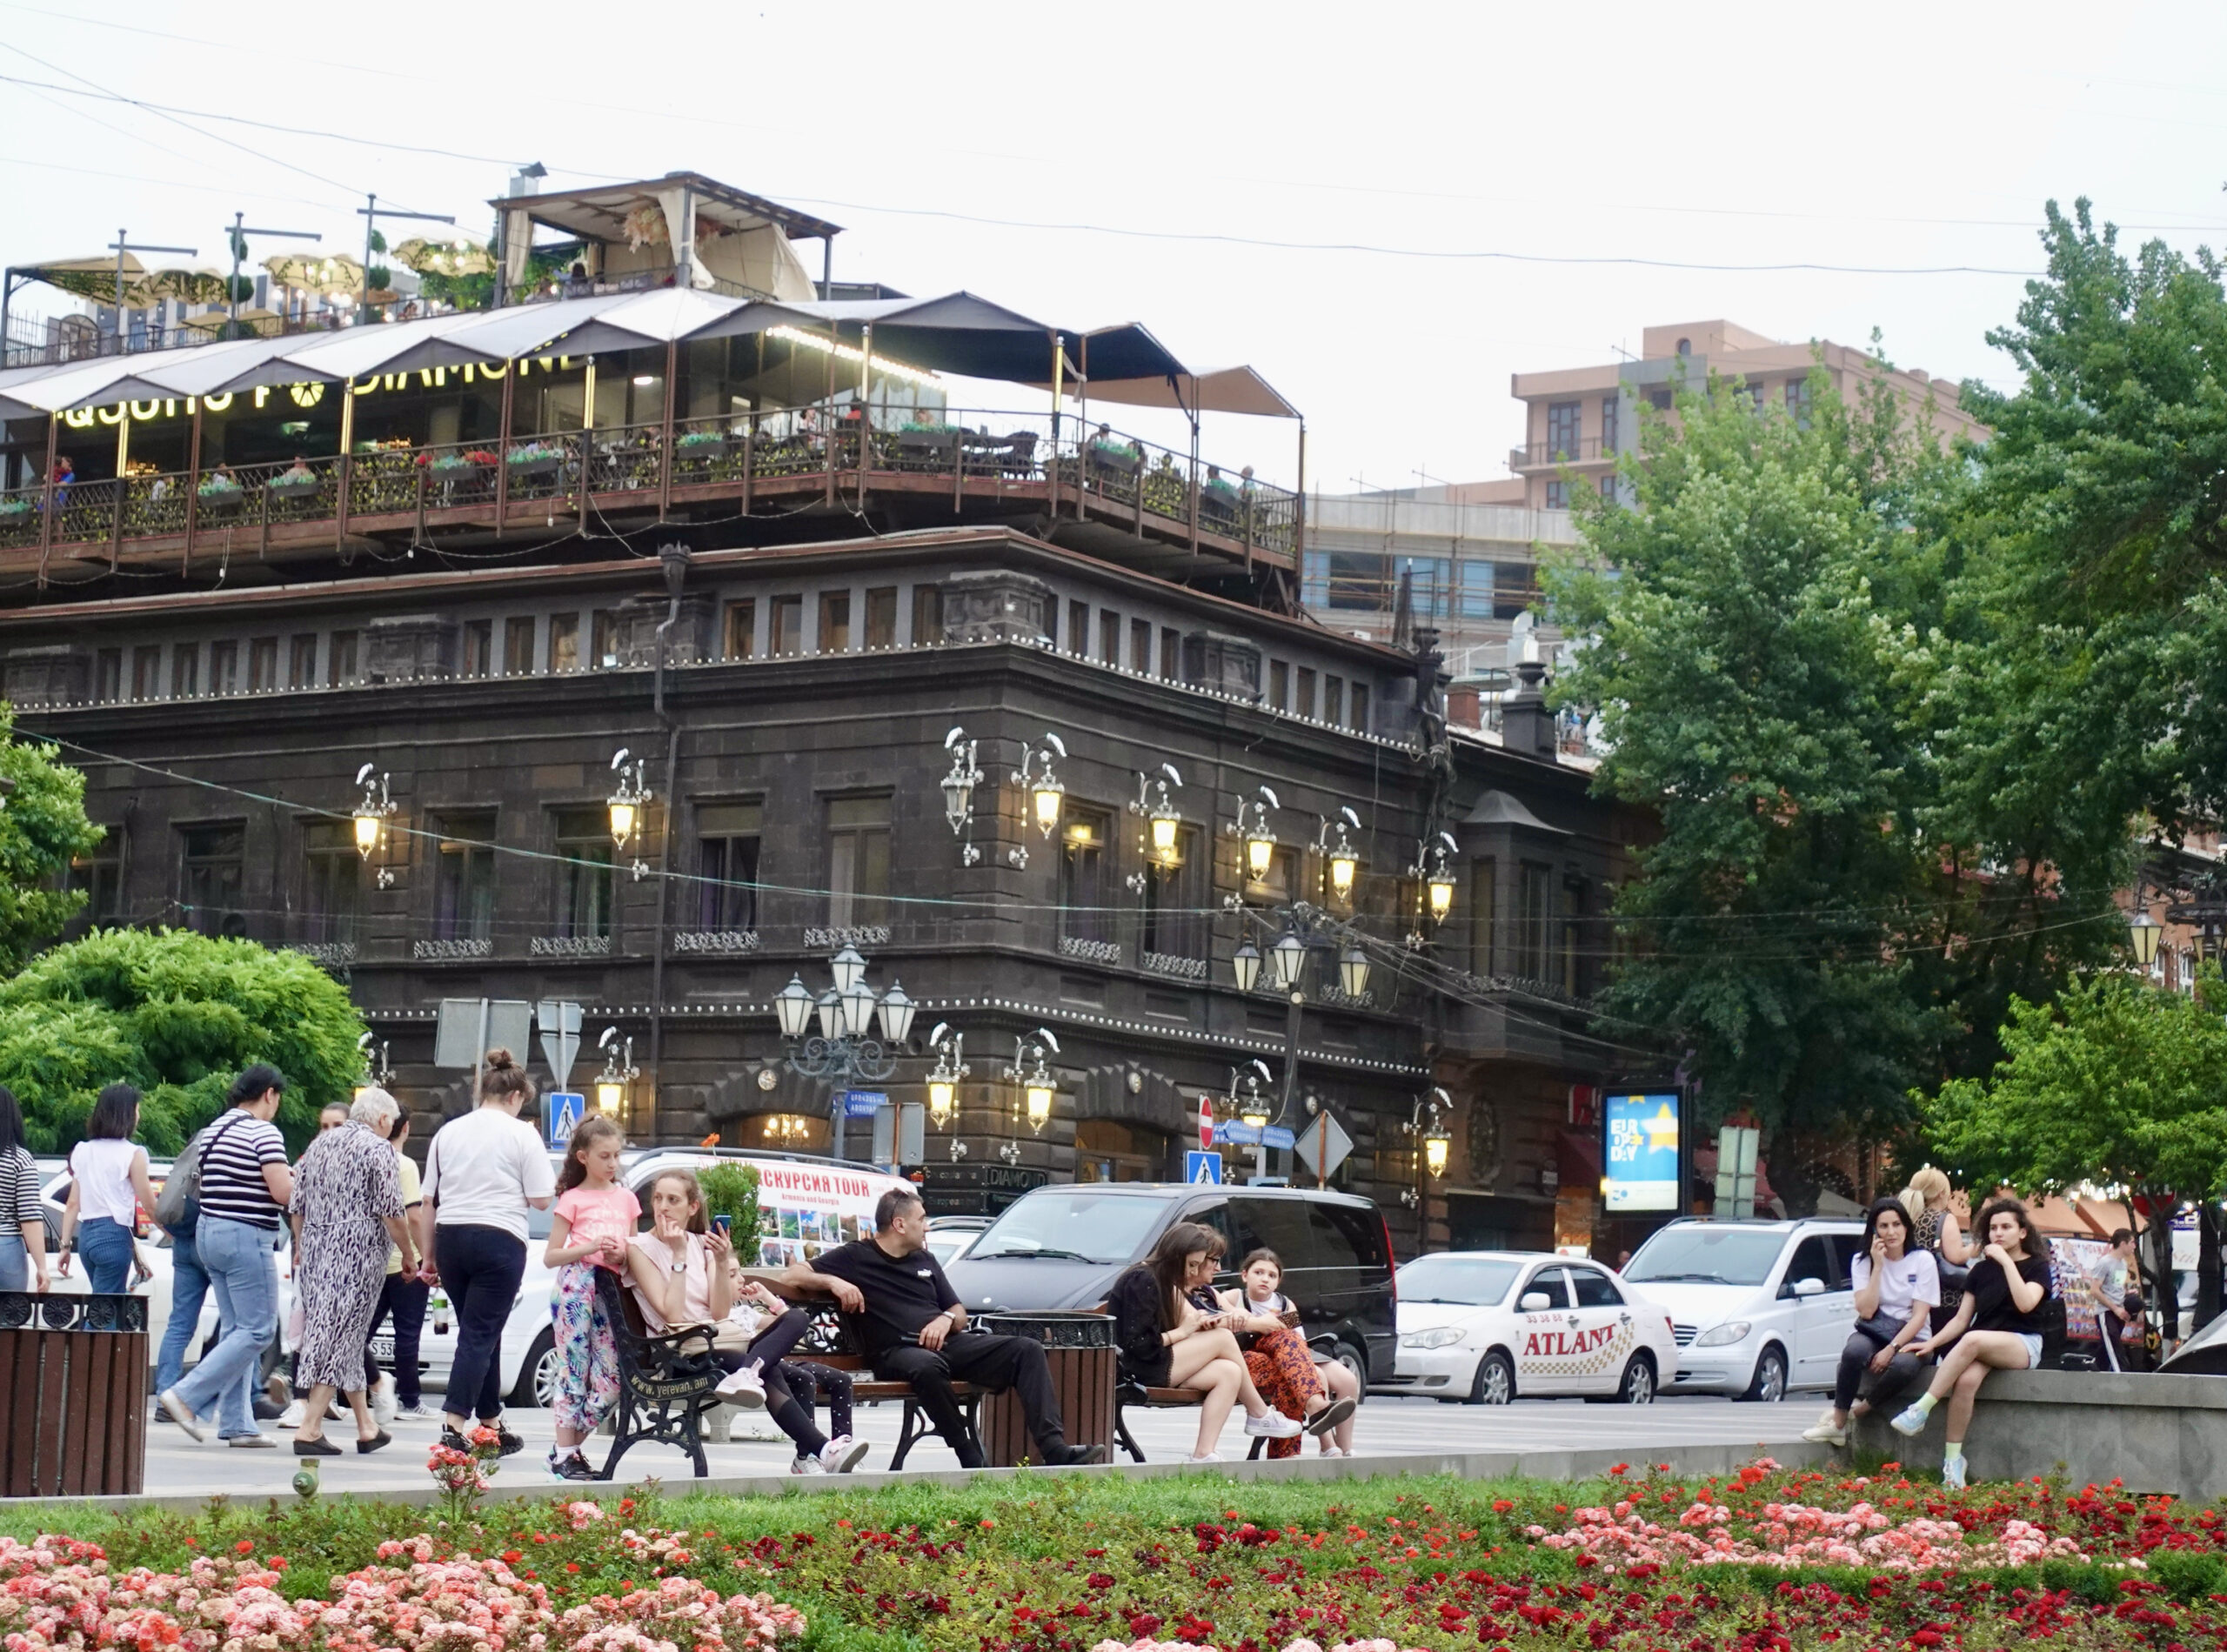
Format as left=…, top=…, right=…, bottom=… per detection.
left=772, top=945, right=917, bottom=1160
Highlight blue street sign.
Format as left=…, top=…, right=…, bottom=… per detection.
left=840, top=1089, right=886, bottom=1120
left=1216, top=1121, right=1262, bottom=1146
left=543, top=1091, right=585, bottom=1151
left=1261, top=1125, right=1296, bottom=1151
left=1185, top=1150, right=1223, bottom=1185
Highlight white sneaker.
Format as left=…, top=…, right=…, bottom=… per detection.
left=1801, top=1416, right=1849, bottom=1447
left=819, top=1435, right=870, bottom=1474
left=1243, top=1409, right=1303, bottom=1439
left=396, top=1403, right=436, bottom=1422
left=1186, top=1452, right=1225, bottom=1463
left=1889, top=1402, right=1931, bottom=1437
left=1942, top=1454, right=1968, bottom=1491
left=158, top=1389, right=206, bottom=1442
left=717, top=1365, right=766, bottom=1408
left=278, top=1401, right=305, bottom=1430
left=370, top=1375, right=397, bottom=1427
left=1319, top=1444, right=1346, bottom=1458
left=789, top=1454, right=826, bottom=1475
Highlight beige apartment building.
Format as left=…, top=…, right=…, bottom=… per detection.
left=1501, top=318, right=1990, bottom=511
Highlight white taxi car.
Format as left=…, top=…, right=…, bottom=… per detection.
left=1369, top=1249, right=1681, bottom=1405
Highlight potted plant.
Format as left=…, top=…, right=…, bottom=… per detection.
left=505, top=441, right=564, bottom=478
left=696, top=1162, right=761, bottom=1260
left=196, top=474, right=247, bottom=514
left=676, top=428, right=732, bottom=455
left=267, top=465, right=322, bottom=500
left=0, top=495, right=33, bottom=520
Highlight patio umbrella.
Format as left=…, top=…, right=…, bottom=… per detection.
left=263, top=251, right=364, bottom=299
left=128, top=264, right=231, bottom=306
left=9, top=251, right=146, bottom=303
left=392, top=236, right=494, bottom=278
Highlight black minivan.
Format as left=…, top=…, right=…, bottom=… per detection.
left=942, top=1183, right=1397, bottom=1384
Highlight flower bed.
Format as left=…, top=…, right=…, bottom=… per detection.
left=7, top=1461, right=2227, bottom=1651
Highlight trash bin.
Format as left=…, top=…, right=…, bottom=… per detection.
left=972, top=1310, right=1114, bottom=1468
left=0, top=1292, right=148, bottom=1496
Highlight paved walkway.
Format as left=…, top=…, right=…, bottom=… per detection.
left=141, top=1393, right=1814, bottom=1502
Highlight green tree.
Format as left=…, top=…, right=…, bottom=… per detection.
left=0, top=926, right=364, bottom=1154
left=0, top=709, right=105, bottom=971
left=1923, top=966, right=2227, bottom=1330
left=1547, top=356, right=2126, bottom=1173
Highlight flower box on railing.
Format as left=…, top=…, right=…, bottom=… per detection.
left=422, top=451, right=492, bottom=477
left=266, top=472, right=322, bottom=500
left=675, top=430, right=732, bottom=455
left=0, top=498, right=33, bottom=519
left=505, top=443, right=565, bottom=477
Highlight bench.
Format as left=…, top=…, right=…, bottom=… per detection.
left=1113, top=1375, right=1270, bottom=1463
left=777, top=1290, right=986, bottom=1468
left=594, top=1267, right=724, bottom=1481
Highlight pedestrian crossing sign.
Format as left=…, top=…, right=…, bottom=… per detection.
left=544, top=1090, right=585, bottom=1150
left=1186, top=1150, right=1222, bottom=1185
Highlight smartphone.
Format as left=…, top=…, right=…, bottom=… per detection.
left=713, top=1214, right=732, bottom=1236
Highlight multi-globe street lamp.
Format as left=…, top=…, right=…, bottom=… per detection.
left=772, top=945, right=917, bottom=1159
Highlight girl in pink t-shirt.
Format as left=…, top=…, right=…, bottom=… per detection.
left=543, top=1116, right=639, bottom=1480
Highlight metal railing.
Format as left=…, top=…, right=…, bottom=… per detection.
left=1508, top=438, right=1608, bottom=470
left=1, top=406, right=1298, bottom=564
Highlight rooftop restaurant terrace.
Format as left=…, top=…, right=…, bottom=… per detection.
left=0, top=177, right=1305, bottom=598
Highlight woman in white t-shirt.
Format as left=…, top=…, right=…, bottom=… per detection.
left=1803, top=1196, right=1939, bottom=1448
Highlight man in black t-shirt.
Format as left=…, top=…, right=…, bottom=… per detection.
left=786, top=1188, right=1104, bottom=1469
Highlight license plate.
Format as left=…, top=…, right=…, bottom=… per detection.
left=368, top=1336, right=395, bottom=1362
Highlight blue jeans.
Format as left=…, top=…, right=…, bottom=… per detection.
left=0, top=1233, right=29, bottom=1293
left=77, top=1217, right=136, bottom=1294
left=167, top=1216, right=276, bottom=1439
left=155, top=1232, right=213, bottom=1397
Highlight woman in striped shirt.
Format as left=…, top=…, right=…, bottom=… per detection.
left=0, top=1087, right=47, bottom=1294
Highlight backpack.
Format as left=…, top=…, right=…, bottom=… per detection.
left=150, top=1113, right=245, bottom=1237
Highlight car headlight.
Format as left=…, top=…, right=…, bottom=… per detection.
left=1400, top=1327, right=1467, bottom=1350
left=1692, top=1321, right=1751, bottom=1348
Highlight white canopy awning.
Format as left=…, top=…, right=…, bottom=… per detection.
left=1073, top=364, right=1301, bottom=420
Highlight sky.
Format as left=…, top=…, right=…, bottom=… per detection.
left=4, top=0, right=2225, bottom=497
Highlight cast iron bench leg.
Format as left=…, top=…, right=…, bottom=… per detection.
left=1114, top=1403, right=1147, bottom=1463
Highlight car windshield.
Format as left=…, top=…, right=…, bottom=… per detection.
left=1394, top=1254, right=1520, bottom=1306
left=1623, top=1227, right=1789, bottom=1287
left=968, top=1191, right=1175, bottom=1265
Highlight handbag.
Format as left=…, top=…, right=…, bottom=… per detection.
left=150, top=1114, right=244, bottom=1236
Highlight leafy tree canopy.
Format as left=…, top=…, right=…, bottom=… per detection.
left=1923, top=967, right=2227, bottom=1208
left=0, top=710, right=105, bottom=972
left=0, top=926, right=364, bottom=1155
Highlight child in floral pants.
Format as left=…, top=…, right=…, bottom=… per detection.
left=544, top=1118, right=638, bottom=1480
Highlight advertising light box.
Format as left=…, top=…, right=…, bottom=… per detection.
left=1603, top=1092, right=1681, bottom=1213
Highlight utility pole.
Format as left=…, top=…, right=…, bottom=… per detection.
left=226, top=213, right=319, bottom=332
left=106, top=231, right=195, bottom=347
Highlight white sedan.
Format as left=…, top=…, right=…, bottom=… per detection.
left=1369, top=1250, right=1682, bottom=1406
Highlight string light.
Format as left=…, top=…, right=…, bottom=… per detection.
left=767, top=325, right=940, bottom=387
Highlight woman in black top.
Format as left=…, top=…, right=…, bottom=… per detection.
left=1890, top=1196, right=2052, bottom=1489
left=1104, top=1221, right=1302, bottom=1464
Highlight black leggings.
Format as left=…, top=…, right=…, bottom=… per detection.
left=710, top=1308, right=853, bottom=1457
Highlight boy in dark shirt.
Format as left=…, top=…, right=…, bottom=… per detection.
left=786, top=1187, right=1104, bottom=1468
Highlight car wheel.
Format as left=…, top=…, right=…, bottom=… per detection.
left=511, top=1328, right=557, bottom=1409
left=1468, top=1349, right=1515, bottom=1405
left=1618, top=1354, right=1655, bottom=1404
left=1331, top=1341, right=1368, bottom=1402
left=1739, top=1345, right=1788, bottom=1403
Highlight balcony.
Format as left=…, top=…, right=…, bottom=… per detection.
left=1508, top=438, right=1609, bottom=472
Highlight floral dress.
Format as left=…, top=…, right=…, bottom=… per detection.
left=290, top=1121, right=404, bottom=1393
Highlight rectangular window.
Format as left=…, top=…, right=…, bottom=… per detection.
left=300, top=819, right=360, bottom=945
left=1542, top=479, right=1568, bottom=510
left=328, top=629, right=359, bottom=686
left=1323, top=675, right=1344, bottom=726
left=433, top=813, right=497, bottom=944
left=1494, top=561, right=1540, bottom=621
left=552, top=808, right=614, bottom=940
left=503, top=616, right=536, bottom=675
left=132, top=645, right=160, bottom=700
left=246, top=638, right=278, bottom=693
left=461, top=619, right=493, bottom=679
left=1267, top=659, right=1288, bottom=710
left=1294, top=666, right=1316, bottom=719
left=1059, top=804, right=1114, bottom=945
left=1600, top=393, right=1620, bottom=454
left=697, top=801, right=762, bottom=931
left=1785, top=377, right=1814, bottom=428
left=1100, top=608, right=1121, bottom=664
left=769, top=594, right=803, bottom=656
left=95, top=649, right=121, bottom=703
left=592, top=609, right=621, bottom=669
left=864, top=586, right=898, bottom=649
left=549, top=613, right=580, bottom=672
left=1545, top=400, right=1582, bottom=460
left=289, top=634, right=317, bottom=689
left=1161, top=626, right=1179, bottom=681
left=171, top=644, right=200, bottom=699
left=1468, top=859, right=1495, bottom=976
left=1139, top=824, right=1205, bottom=960
left=1067, top=599, right=1087, bottom=656
left=722, top=600, right=756, bottom=660
left=1517, top=861, right=1553, bottom=981
left=1349, top=680, right=1370, bottom=732
left=1324, top=552, right=1390, bottom=612
left=826, top=794, right=891, bottom=929
left=818, top=590, right=851, bottom=653
left=68, top=842, right=122, bottom=926
left=1129, top=617, right=1152, bottom=674
left=1648, top=387, right=1673, bottom=411
left=178, top=822, right=244, bottom=937
left=911, top=583, right=942, bottom=645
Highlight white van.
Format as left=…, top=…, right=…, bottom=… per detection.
left=1619, top=1217, right=1866, bottom=1401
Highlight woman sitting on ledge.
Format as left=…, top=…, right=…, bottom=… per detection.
left=1803, top=1194, right=1937, bottom=1448
left=1106, top=1221, right=1302, bottom=1464
left=1891, top=1196, right=2053, bottom=1489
